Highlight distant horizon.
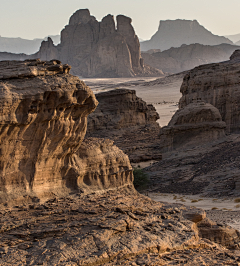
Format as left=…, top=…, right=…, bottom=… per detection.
left=0, top=18, right=239, bottom=42
left=0, top=0, right=240, bottom=41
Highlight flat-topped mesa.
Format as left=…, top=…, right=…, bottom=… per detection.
left=0, top=59, right=133, bottom=203
left=140, top=19, right=233, bottom=52
left=179, top=50, right=240, bottom=133
left=159, top=102, right=226, bottom=152
left=87, top=89, right=159, bottom=133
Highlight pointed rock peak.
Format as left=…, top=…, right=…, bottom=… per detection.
left=69, top=9, right=96, bottom=25
left=230, top=50, right=240, bottom=60
left=100, top=15, right=116, bottom=38
left=117, top=15, right=132, bottom=27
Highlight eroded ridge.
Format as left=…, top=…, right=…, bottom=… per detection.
left=0, top=59, right=136, bottom=202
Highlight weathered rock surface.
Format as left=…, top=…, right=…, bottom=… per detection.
left=142, top=43, right=240, bottom=74
left=159, top=101, right=226, bottom=152
left=87, top=89, right=162, bottom=162
left=197, top=217, right=240, bottom=249
left=0, top=59, right=135, bottom=202
left=141, top=19, right=233, bottom=51
left=179, top=50, right=240, bottom=133
left=1, top=188, right=240, bottom=265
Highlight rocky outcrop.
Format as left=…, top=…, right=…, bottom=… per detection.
left=32, top=9, right=162, bottom=78
left=0, top=35, right=60, bottom=55
left=0, top=59, right=134, bottom=202
left=141, top=43, right=240, bottom=74
left=1, top=188, right=240, bottom=265
left=179, top=50, right=240, bottom=132
left=197, top=218, right=240, bottom=249
left=159, top=102, right=226, bottom=152
left=141, top=19, right=233, bottom=51
left=87, top=89, right=162, bottom=162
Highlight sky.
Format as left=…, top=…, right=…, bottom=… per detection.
left=0, top=0, right=240, bottom=40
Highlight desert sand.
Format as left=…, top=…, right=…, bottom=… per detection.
left=148, top=192, right=240, bottom=232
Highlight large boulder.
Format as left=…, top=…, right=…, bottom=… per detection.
left=0, top=59, right=133, bottom=202
left=159, top=101, right=226, bottom=152
left=179, top=50, right=240, bottom=133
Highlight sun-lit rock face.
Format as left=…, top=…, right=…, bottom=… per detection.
left=179, top=50, right=240, bottom=133
left=0, top=59, right=133, bottom=202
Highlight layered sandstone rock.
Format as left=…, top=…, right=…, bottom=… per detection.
left=87, top=89, right=162, bottom=162
left=1, top=188, right=240, bottom=265
left=159, top=102, right=226, bottom=152
left=142, top=43, right=240, bottom=74
left=33, top=9, right=162, bottom=78
left=179, top=50, right=240, bottom=132
left=0, top=59, right=133, bottom=202
left=141, top=19, right=233, bottom=51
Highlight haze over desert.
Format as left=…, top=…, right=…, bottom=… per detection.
left=1, top=1, right=240, bottom=265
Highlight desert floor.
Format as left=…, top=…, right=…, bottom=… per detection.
left=148, top=192, right=240, bottom=232
left=84, top=75, right=240, bottom=232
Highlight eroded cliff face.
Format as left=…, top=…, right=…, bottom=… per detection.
left=34, top=9, right=162, bottom=78
left=0, top=59, right=133, bottom=202
left=179, top=50, right=240, bottom=133
left=87, top=89, right=162, bottom=162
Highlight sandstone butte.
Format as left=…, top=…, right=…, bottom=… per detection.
left=0, top=59, right=240, bottom=265
left=0, top=9, right=163, bottom=78
left=87, top=89, right=162, bottom=162
left=179, top=49, right=240, bottom=133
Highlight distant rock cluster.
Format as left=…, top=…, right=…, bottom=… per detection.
left=0, top=9, right=162, bottom=78
left=142, top=43, right=240, bottom=74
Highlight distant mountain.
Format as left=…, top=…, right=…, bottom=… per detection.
left=140, top=19, right=233, bottom=51
left=0, top=35, right=60, bottom=54
left=141, top=43, right=240, bottom=74
left=235, top=40, right=240, bottom=46
left=225, top=33, right=240, bottom=43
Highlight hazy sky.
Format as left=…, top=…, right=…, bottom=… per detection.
left=0, top=0, right=240, bottom=40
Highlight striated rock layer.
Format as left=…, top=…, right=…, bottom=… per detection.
left=179, top=50, right=240, bottom=132
left=87, top=89, right=162, bottom=162
left=0, top=59, right=133, bottom=202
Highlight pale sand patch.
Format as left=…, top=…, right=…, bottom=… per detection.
left=148, top=192, right=240, bottom=231
left=148, top=192, right=239, bottom=211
